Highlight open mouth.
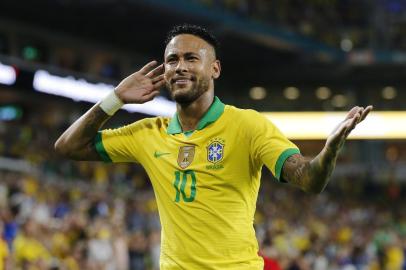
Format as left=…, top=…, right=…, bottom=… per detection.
left=174, top=79, right=190, bottom=84
left=171, top=76, right=195, bottom=85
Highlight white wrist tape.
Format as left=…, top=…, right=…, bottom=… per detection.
left=99, top=91, right=124, bottom=116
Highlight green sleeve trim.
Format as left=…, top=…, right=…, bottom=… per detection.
left=94, top=132, right=112, bottom=162
left=275, top=148, right=301, bottom=182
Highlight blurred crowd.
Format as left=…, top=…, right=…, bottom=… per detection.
left=256, top=182, right=406, bottom=270
left=0, top=0, right=405, bottom=86
left=198, top=0, right=406, bottom=51
left=0, top=169, right=161, bottom=270
left=0, top=105, right=405, bottom=270
left=0, top=167, right=404, bottom=270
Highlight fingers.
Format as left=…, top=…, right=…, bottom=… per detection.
left=359, top=105, right=373, bottom=122
left=151, top=73, right=165, bottom=90
left=152, top=74, right=164, bottom=84
left=139, top=60, right=158, bottom=75
left=139, top=76, right=164, bottom=95
left=348, top=105, right=373, bottom=128
left=146, top=64, right=164, bottom=79
left=336, top=112, right=360, bottom=138
left=153, top=79, right=166, bottom=90
left=346, top=112, right=361, bottom=135
left=142, top=90, right=160, bottom=101
left=340, top=105, right=372, bottom=137
left=345, top=105, right=373, bottom=124
left=139, top=77, right=164, bottom=100
left=345, top=106, right=362, bottom=121
left=328, top=105, right=372, bottom=151
left=336, top=119, right=350, bottom=137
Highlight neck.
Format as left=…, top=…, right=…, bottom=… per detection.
left=177, top=90, right=214, bottom=132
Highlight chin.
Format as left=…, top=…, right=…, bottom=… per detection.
left=172, top=89, right=200, bottom=104
left=173, top=94, right=195, bottom=104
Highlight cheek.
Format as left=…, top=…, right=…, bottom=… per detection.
left=199, top=69, right=212, bottom=81
left=191, top=65, right=207, bottom=77
left=163, top=66, right=173, bottom=81
left=199, top=62, right=214, bottom=77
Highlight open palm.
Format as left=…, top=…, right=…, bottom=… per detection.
left=326, top=105, right=373, bottom=154
left=114, top=60, right=165, bottom=104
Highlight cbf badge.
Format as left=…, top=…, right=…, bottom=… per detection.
left=207, top=138, right=225, bottom=164
left=177, top=146, right=195, bottom=169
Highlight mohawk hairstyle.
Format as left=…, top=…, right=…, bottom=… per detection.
left=165, top=24, right=220, bottom=58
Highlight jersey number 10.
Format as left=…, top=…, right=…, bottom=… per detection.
left=173, top=170, right=196, bottom=202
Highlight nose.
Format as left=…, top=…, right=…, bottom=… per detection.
left=175, top=59, right=188, bottom=73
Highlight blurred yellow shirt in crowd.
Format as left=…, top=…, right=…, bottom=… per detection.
left=96, top=97, right=299, bottom=269
left=51, top=232, right=70, bottom=258
left=385, top=246, right=404, bottom=270
left=337, top=226, right=353, bottom=244
left=0, top=238, right=9, bottom=270
left=13, top=235, right=50, bottom=266
left=23, top=177, right=38, bottom=196
left=63, top=257, right=80, bottom=270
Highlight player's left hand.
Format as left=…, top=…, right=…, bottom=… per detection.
left=325, top=105, right=373, bottom=155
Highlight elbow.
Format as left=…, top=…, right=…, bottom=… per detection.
left=304, top=183, right=326, bottom=195
left=54, top=138, right=71, bottom=158
left=54, top=138, right=92, bottom=161
left=307, top=187, right=325, bottom=195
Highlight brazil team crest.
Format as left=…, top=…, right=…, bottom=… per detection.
left=207, top=139, right=225, bottom=164
left=177, top=146, right=195, bottom=169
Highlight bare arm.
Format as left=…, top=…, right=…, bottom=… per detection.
left=54, top=105, right=111, bottom=160
left=281, top=105, right=373, bottom=194
left=54, top=61, right=165, bottom=161
left=281, top=150, right=336, bottom=194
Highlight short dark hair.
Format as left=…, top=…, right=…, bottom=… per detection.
left=165, top=24, right=220, bottom=58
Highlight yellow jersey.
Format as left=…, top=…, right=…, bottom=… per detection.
left=95, top=97, right=299, bottom=269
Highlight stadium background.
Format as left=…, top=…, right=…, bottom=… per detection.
left=0, top=0, right=405, bottom=269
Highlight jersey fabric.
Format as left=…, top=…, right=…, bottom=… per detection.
left=95, top=97, right=300, bottom=270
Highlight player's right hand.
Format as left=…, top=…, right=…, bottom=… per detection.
left=114, top=60, right=165, bottom=104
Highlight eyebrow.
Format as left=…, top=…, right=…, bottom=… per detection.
left=165, top=52, right=200, bottom=60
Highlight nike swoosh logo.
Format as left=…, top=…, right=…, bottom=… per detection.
left=154, top=151, right=171, bottom=158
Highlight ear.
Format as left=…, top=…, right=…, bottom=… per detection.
left=212, top=60, right=221, bottom=79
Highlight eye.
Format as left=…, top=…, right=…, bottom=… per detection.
left=166, top=58, right=177, bottom=65
left=187, top=56, right=199, bottom=61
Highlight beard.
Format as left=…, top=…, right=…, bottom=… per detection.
left=167, top=76, right=210, bottom=104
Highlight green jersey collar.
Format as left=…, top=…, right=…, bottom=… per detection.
left=167, top=96, right=225, bottom=134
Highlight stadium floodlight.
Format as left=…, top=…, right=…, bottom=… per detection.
left=28, top=69, right=406, bottom=139
left=0, top=62, right=17, bottom=85
left=33, top=70, right=176, bottom=117
left=263, top=111, right=406, bottom=140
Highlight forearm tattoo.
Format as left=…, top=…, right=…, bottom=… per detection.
left=281, top=152, right=336, bottom=193
left=282, top=154, right=309, bottom=186
left=76, top=106, right=111, bottom=158
left=56, top=104, right=111, bottom=160
left=83, top=107, right=110, bottom=139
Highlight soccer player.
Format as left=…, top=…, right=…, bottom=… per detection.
left=55, top=24, right=373, bottom=269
